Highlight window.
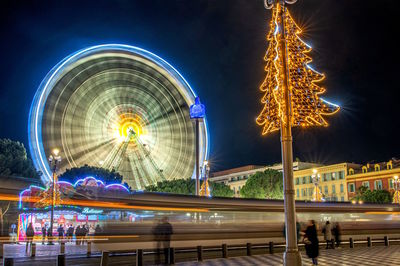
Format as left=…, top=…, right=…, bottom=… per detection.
left=362, top=181, right=370, bottom=189
left=295, top=178, right=299, bottom=185
left=374, top=180, right=383, bottom=190
left=309, top=176, right=313, bottom=183
left=323, top=174, right=327, bottom=182
left=362, top=166, right=367, bottom=173
left=341, top=196, right=344, bottom=202
left=309, top=187, right=314, bottom=196
left=303, top=176, right=307, bottom=184
left=332, top=185, right=336, bottom=194
left=390, top=179, right=394, bottom=189
left=302, top=189, right=306, bottom=197
left=331, top=172, right=336, bottom=181
left=348, top=183, right=355, bottom=193
left=296, top=189, right=299, bottom=198
left=387, top=161, right=393, bottom=170
left=349, top=169, right=354, bottom=175
left=374, top=164, right=380, bottom=171
left=324, top=186, right=328, bottom=194
left=233, top=187, right=236, bottom=194
left=338, top=171, right=344, bottom=179
left=340, top=184, right=344, bottom=193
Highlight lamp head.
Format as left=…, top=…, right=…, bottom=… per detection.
left=395, top=175, right=399, bottom=180
left=52, top=148, right=60, bottom=156
left=312, top=169, right=317, bottom=174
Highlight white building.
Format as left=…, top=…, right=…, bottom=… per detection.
left=210, top=162, right=319, bottom=197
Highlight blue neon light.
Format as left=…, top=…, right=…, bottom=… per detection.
left=190, top=97, right=206, bottom=119
left=19, top=176, right=130, bottom=209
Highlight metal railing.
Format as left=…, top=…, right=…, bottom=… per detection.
left=1, top=235, right=399, bottom=266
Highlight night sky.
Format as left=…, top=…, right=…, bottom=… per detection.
left=1, top=0, right=399, bottom=172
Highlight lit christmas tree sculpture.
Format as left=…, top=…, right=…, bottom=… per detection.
left=256, top=3, right=339, bottom=134
left=257, top=1, right=339, bottom=265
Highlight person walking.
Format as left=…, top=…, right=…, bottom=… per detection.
left=323, top=221, right=333, bottom=249
left=94, top=224, right=102, bottom=237
left=57, top=224, right=65, bottom=242
left=75, top=225, right=82, bottom=245
left=153, top=217, right=173, bottom=265
left=67, top=224, right=74, bottom=242
left=41, top=225, right=47, bottom=244
left=26, top=223, right=35, bottom=253
left=303, top=220, right=319, bottom=265
left=333, top=222, right=341, bottom=248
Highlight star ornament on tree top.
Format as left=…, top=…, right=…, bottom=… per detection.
left=257, top=1, right=339, bottom=135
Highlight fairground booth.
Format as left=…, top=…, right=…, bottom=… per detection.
left=18, top=176, right=132, bottom=240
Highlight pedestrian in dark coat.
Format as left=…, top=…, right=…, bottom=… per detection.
left=304, top=220, right=319, bottom=265
left=26, top=223, right=35, bottom=252
left=333, top=222, right=341, bottom=248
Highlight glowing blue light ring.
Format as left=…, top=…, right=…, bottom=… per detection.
left=29, top=44, right=209, bottom=184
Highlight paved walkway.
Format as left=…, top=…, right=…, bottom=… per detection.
left=177, top=246, right=400, bottom=266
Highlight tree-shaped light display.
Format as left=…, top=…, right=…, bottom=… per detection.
left=257, top=1, right=339, bottom=265
left=256, top=3, right=339, bottom=134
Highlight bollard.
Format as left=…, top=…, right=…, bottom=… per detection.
left=56, top=254, right=65, bottom=266
left=349, top=238, right=354, bottom=248
left=170, top=247, right=175, bottom=265
left=100, top=251, right=109, bottom=266
left=222, top=244, right=228, bottom=258
left=60, top=242, right=65, bottom=254
left=197, top=246, right=203, bottom=262
left=3, top=257, right=14, bottom=266
left=0, top=243, right=3, bottom=258
left=269, top=241, right=274, bottom=254
left=367, top=237, right=372, bottom=247
left=136, top=249, right=143, bottom=266
left=87, top=241, right=91, bottom=257
left=31, top=243, right=36, bottom=257
left=246, top=243, right=252, bottom=256
left=384, top=236, right=389, bottom=246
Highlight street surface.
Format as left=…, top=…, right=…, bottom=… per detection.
left=1, top=243, right=400, bottom=265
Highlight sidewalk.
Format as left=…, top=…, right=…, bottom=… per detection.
left=176, top=245, right=400, bottom=266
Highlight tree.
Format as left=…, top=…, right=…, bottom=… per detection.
left=58, top=165, right=126, bottom=186
left=145, top=179, right=195, bottom=195
left=352, top=186, right=392, bottom=203
left=256, top=3, right=339, bottom=135
left=0, top=138, right=41, bottom=179
left=209, top=182, right=234, bottom=198
left=145, top=178, right=234, bottom=197
left=240, top=169, right=283, bottom=199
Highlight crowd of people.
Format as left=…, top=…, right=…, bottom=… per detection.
left=25, top=223, right=103, bottom=248
left=294, top=220, right=342, bottom=266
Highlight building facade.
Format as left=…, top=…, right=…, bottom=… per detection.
left=346, top=159, right=400, bottom=200
left=293, top=163, right=360, bottom=202
left=210, top=162, right=319, bottom=197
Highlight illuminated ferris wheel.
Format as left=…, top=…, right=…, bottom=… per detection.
left=29, top=44, right=209, bottom=190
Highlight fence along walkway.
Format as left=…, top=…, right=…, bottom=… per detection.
left=1, top=235, right=400, bottom=265
left=176, top=245, right=400, bottom=266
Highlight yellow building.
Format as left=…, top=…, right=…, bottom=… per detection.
left=294, top=163, right=360, bottom=202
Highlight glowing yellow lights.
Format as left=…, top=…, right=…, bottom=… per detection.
left=52, top=148, right=60, bottom=156
left=114, top=114, right=147, bottom=142
left=257, top=3, right=339, bottom=135
left=312, top=168, right=317, bottom=174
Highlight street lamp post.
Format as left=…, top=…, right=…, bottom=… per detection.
left=393, top=175, right=400, bottom=204
left=312, top=169, right=322, bottom=202
left=190, top=97, right=206, bottom=196
left=48, top=149, right=61, bottom=245
left=200, top=161, right=211, bottom=197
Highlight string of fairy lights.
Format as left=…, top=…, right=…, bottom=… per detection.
left=257, top=2, right=339, bottom=134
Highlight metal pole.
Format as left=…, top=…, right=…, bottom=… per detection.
left=278, top=2, right=302, bottom=265
left=195, top=118, right=200, bottom=196
left=49, top=169, right=55, bottom=245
